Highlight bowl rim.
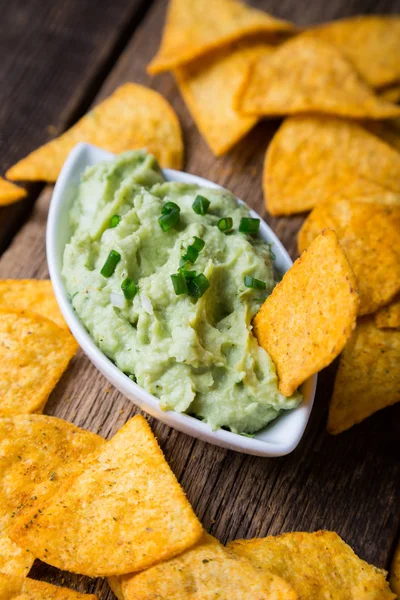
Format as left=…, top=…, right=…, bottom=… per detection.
left=46, top=142, right=317, bottom=457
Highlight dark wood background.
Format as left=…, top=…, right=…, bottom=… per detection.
left=1, top=0, right=399, bottom=596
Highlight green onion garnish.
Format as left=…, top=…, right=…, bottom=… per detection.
left=109, top=214, right=121, bottom=228
left=181, top=269, right=197, bottom=280
left=269, top=246, right=276, bottom=260
left=100, top=250, right=121, bottom=278
left=161, top=201, right=180, bottom=215
left=171, top=272, right=188, bottom=295
left=158, top=206, right=180, bottom=231
left=239, top=218, right=260, bottom=234
left=192, top=195, right=210, bottom=215
left=187, top=273, right=210, bottom=298
left=244, top=275, right=266, bottom=290
left=121, top=277, right=138, bottom=300
left=192, top=236, right=205, bottom=252
left=179, top=257, right=189, bottom=269
left=185, top=245, right=199, bottom=263
left=218, top=217, right=233, bottom=233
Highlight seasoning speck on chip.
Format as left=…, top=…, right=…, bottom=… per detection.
left=0, top=573, right=98, bottom=600
left=0, top=177, right=26, bottom=206
left=253, top=230, right=359, bottom=397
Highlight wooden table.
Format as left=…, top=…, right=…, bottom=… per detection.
left=1, top=0, right=399, bottom=596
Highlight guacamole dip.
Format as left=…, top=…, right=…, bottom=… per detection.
left=63, top=151, right=301, bottom=433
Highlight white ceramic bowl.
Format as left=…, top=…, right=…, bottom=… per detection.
left=47, top=143, right=316, bottom=456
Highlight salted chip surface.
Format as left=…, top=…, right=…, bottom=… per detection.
left=303, top=16, right=400, bottom=88
left=0, top=280, right=66, bottom=329
left=0, top=177, right=26, bottom=206
left=236, top=37, right=400, bottom=119
left=148, top=0, right=294, bottom=75
left=390, top=540, right=400, bottom=596
left=0, top=415, right=103, bottom=576
left=375, top=295, right=400, bottom=330
left=10, top=415, right=203, bottom=577
left=264, top=116, right=400, bottom=215
left=0, top=309, right=78, bottom=417
left=328, top=317, right=400, bottom=434
left=0, top=574, right=98, bottom=600
left=298, top=199, right=400, bottom=316
left=118, top=533, right=297, bottom=600
left=253, top=230, right=359, bottom=397
left=6, top=84, right=183, bottom=182
left=175, top=43, right=273, bottom=156
left=229, top=531, right=395, bottom=599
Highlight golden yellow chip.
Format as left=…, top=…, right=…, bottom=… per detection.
left=0, top=574, right=97, bottom=600
left=390, top=540, right=400, bottom=596
left=253, top=230, right=359, bottom=397
left=380, top=85, right=400, bottom=104
left=0, top=414, right=103, bottom=577
left=118, top=533, right=297, bottom=600
left=298, top=199, right=400, bottom=316
left=303, top=16, right=400, bottom=89
left=236, top=37, right=400, bottom=119
left=0, top=308, right=78, bottom=417
left=0, top=177, right=26, bottom=206
left=328, top=317, right=400, bottom=434
left=175, top=43, right=273, bottom=156
left=6, top=84, right=183, bottom=182
left=229, top=531, right=395, bottom=599
left=264, top=116, right=400, bottom=215
left=0, top=280, right=66, bottom=329
left=375, top=295, right=400, bottom=330
left=147, top=0, right=295, bottom=75
left=10, top=415, right=203, bottom=577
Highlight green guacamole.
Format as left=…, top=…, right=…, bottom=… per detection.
left=63, top=151, right=301, bottom=433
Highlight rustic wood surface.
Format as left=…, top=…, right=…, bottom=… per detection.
left=1, top=0, right=399, bottom=597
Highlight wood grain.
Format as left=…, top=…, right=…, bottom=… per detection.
left=1, top=0, right=399, bottom=597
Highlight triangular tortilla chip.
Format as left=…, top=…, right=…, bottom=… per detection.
left=229, top=531, right=395, bottom=599
left=0, top=280, right=66, bottom=329
left=10, top=415, right=203, bottom=577
left=328, top=317, right=400, bottom=434
left=0, top=574, right=97, bottom=600
left=264, top=116, right=400, bottom=215
left=390, top=540, right=400, bottom=596
left=0, top=309, right=78, bottom=417
left=375, top=295, right=400, bottom=330
left=236, top=37, right=400, bottom=119
left=0, top=414, right=103, bottom=576
left=298, top=199, right=400, bottom=316
left=175, top=43, right=273, bottom=156
left=117, top=533, right=297, bottom=600
left=6, top=84, right=183, bottom=182
left=254, top=230, right=358, bottom=396
left=380, top=85, right=400, bottom=104
left=303, top=16, right=400, bottom=89
left=147, top=0, right=295, bottom=75
left=0, top=177, right=26, bottom=206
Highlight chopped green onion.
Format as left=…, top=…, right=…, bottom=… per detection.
left=244, top=275, right=266, bottom=290
left=109, top=214, right=121, bottom=228
left=192, top=195, right=210, bottom=215
left=161, top=201, right=180, bottom=215
left=100, top=250, right=121, bottom=278
left=121, top=277, right=138, bottom=300
left=239, top=217, right=260, bottom=234
left=192, top=236, right=205, bottom=252
left=179, top=256, right=189, bottom=269
left=218, top=217, right=233, bottom=232
left=269, top=246, right=276, bottom=260
left=181, top=269, right=197, bottom=280
left=187, top=273, right=210, bottom=298
left=185, top=245, right=199, bottom=263
left=158, top=206, right=180, bottom=231
left=171, top=272, right=188, bottom=295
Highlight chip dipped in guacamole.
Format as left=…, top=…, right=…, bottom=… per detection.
left=63, top=151, right=301, bottom=433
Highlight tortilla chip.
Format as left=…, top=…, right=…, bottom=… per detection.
left=253, top=230, right=359, bottom=397
left=390, top=540, right=400, bottom=596
left=303, top=16, right=400, bottom=89
left=0, top=280, right=66, bottom=329
left=0, top=308, right=78, bottom=417
left=118, top=533, right=297, bottom=600
left=366, top=118, right=400, bottom=154
left=264, top=116, right=400, bottom=215
left=236, top=37, right=400, bottom=119
left=380, top=85, right=400, bottom=104
left=328, top=317, right=400, bottom=433
left=0, top=574, right=98, bottom=600
left=175, top=43, right=273, bottom=156
left=0, top=414, right=103, bottom=577
left=6, top=84, right=183, bottom=182
left=147, top=0, right=295, bottom=75
left=10, top=415, right=203, bottom=577
left=298, top=199, right=400, bottom=315
left=375, top=295, right=400, bottom=329
left=229, top=531, right=395, bottom=599
left=0, top=177, right=26, bottom=206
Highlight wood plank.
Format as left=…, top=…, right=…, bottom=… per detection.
left=1, top=0, right=399, bottom=597
left=0, top=0, right=150, bottom=253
